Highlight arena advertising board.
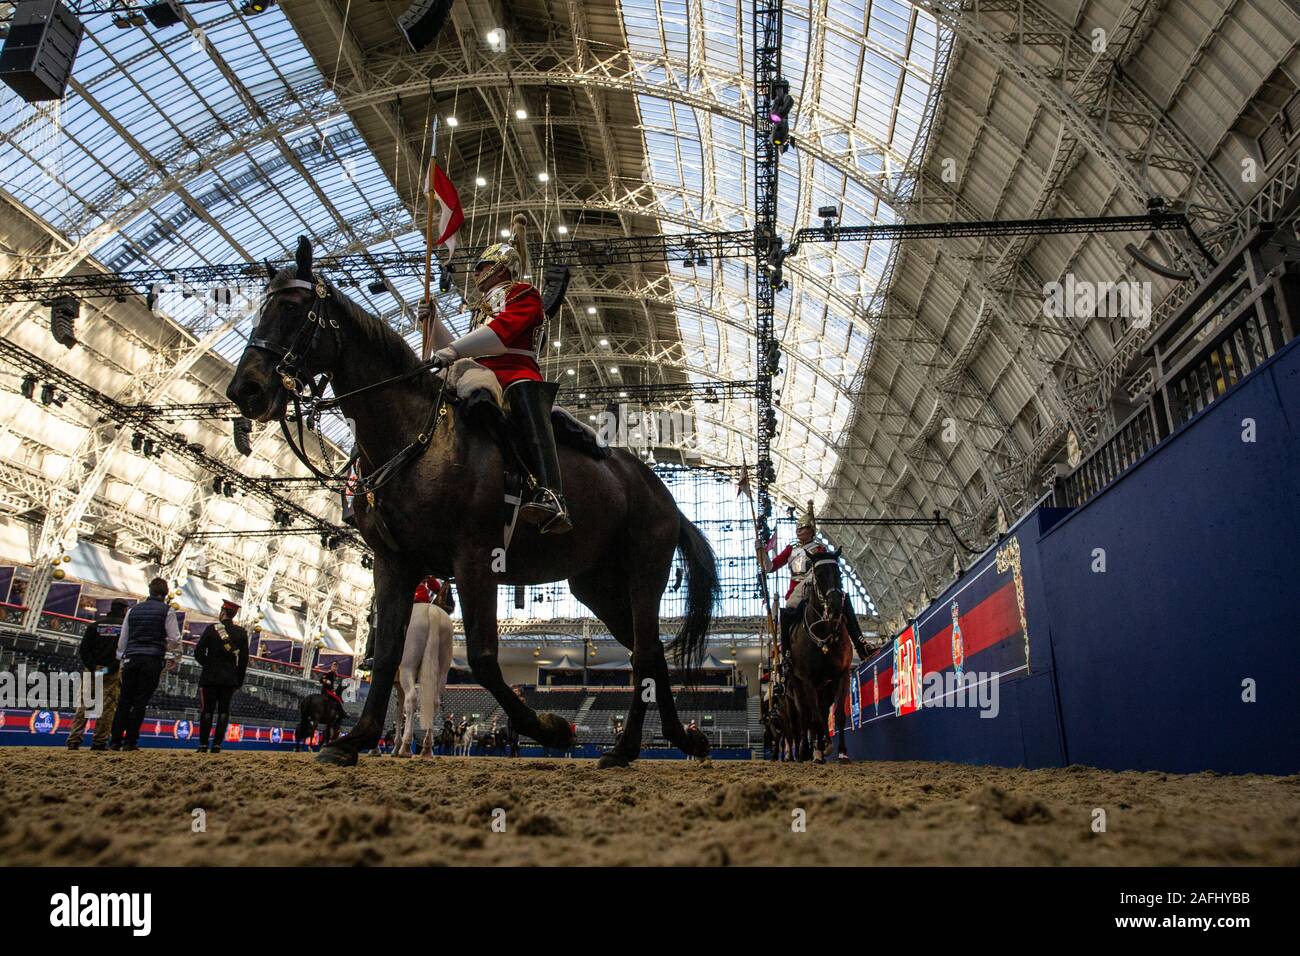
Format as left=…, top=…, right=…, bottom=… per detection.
left=0, top=709, right=296, bottom=746
left=853, top=528, right=1032, bottom=726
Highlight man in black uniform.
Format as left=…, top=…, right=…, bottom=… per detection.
left=110, top=578, right=182, bottom=751
left=67, top=599, right=127, bottom=752
left=193, top=599, right=249, bottom=753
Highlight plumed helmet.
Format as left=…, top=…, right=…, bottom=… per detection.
left=796, top=498, right=816, bottom=531
left=474, top=242, right=520, bottom=277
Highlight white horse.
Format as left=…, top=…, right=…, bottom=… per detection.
left=455, top=721, right=481, bottom=756
left=392, top=601, right=453, bottom=757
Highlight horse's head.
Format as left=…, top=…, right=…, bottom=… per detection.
left=810, top=549, right=845, bottom=618
left=227, top=236, right=342, bottom=422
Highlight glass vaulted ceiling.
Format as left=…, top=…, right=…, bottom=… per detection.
left=0, top=0, right=457, bottom=452
left=620, top=0, right=945, bottom=509
left=0, top=0, right=946, bottom=501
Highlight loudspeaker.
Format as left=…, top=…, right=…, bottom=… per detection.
left=398, top=0, right=455, bottom=53
left=143, top=2, right=184, bottom=29
left=0, top=0, right=83, bottom=104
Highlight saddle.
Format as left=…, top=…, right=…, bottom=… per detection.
left=443, top=359, right=610, bottom=461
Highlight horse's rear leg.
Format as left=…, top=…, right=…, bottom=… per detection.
left=318, top=557, right=420, bottom=766
left=457, top=561, right=573, bottom=749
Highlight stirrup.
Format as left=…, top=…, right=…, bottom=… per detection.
left=520, top=490, right=571, bottom=534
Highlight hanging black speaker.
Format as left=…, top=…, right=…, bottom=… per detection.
left=398, top=0, right=455, bottom=53
left=0, top=0, right=83, bottom=104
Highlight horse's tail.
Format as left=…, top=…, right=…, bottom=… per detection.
left=669, top=511, right=719, bottom=680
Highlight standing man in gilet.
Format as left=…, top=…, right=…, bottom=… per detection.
left=109, top=577, right=182, bottom=751
left=192, top=599, right=249, bottom=753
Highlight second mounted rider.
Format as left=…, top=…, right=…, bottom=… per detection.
left=419, top=242, right=571, bottom=535
left=758, top=499, right=869, bottom=671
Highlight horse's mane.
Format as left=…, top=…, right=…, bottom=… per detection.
left=271, top=267, right=436, bottom=395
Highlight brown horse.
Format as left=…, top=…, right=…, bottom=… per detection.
left=786, top=550, right=854, bottom=763
left=226, top=237, right=717, bottom=767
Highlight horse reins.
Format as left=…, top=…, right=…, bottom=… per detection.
left=248, top=275, right=455, bottom=501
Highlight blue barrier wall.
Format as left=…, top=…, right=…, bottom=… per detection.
left=841, top=339, right=1300, bottom=775
left=844, top=507, right=1068, bottom=768
left=1037, top=339, right=1300, bottom=774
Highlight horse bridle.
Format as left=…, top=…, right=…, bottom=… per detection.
left=247, top=274, right=451, bottom=497
left=803, top=555, right=846, bottom=652
left=248, top=276, right=341, bottom=402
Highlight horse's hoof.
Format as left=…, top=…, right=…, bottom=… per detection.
left=683, top=726, right=711, bottom=760
left=813, top=756, right=826, bottom=765
left=316, top=745, right=358, bottom=767
left=597, top=752, right=633, bottom=769
left=836, top=754, right=851, bottom=763
left=535, top=712, right=575, bottom=748
left=395, top=750, right=411, bottom=759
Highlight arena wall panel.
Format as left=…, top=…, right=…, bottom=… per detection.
left=839, top=339, right=1300, bottom=775
left=1038, top=338, right=1300, bottom=775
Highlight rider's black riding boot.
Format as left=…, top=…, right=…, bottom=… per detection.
left=505, top=379, right=572, bottom=534
left=198, top=711, right=212, bottom=749
left=842, top=596, right=871, bottom=660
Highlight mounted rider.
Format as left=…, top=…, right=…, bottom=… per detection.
left=319, top=663, right=344, bottom=715
left=758, top=500, right=870, bottom=667
left=419, top=242, right=571, bottom=534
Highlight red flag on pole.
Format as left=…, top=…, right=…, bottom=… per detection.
left=428, top=161, right=464, bottom=256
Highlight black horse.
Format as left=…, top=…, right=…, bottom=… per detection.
left=227, top=237, right=718, bottom=768
left=786, top=551, right=854, bottom=763
left=295, top=693, right=345, bottom=752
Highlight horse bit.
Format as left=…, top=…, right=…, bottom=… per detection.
left=803, top=555, right=846, bottom=654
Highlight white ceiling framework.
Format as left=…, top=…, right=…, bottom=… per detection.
left=0, top=0, right=1297, bottom=626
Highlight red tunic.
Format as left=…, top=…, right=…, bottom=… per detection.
left=413, top=577, right=443, bottom=603
left=478, top=282, right=544, bottom=387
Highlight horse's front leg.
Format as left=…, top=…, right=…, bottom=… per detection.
left=458, top=561, right=574, bottom=749
left=318, top=556, right=420, bottom=766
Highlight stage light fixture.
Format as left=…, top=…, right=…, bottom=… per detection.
left=769, top=79, right=794, bottom=153
left=238, top=0, right=275, bottom=16
left=475, top=176, right=487, bottom=187
left=20, top=374, right=37, bottom=400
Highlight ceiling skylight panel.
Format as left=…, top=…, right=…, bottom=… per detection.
left=819, top=31, right=861, bottom=120
left=868, top=0, right=913, bottom=58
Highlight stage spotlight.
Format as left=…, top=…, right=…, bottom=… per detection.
left=238, top=0, right=276, bottom=15
left=367, top=278, right=388, bottom=295
left=132, top=433, right=145, bottom=453
left=769, top=79, right=794, bottom=153
left=20, top=374, right=37, bottom=400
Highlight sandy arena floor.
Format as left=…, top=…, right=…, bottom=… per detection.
left=1, top=748, right=1296, bottom=866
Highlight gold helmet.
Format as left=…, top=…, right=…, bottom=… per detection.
left=474, top=242, right=521, bottom=277
left=796, top=498, right=816, bottom=531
